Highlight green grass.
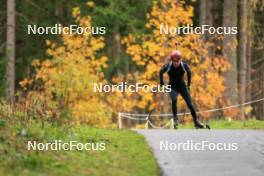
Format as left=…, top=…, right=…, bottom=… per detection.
left=0, top=120, right=160, bottom=176
left=179, top=119, right=264, bottom=129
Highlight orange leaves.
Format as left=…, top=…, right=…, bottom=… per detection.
left=133, top=55, right=142, bottom=64
left=127, top=44, right=142, bottom=55
left=19, top=79, right=32, bottom=90
left=19, top=3, right=113, bottom=127
left=122, top=0, right=229, bottom=119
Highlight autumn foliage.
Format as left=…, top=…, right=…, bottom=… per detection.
left=19, top=5, right=112, bottom=127
left=123, top=0, right=230, bottom=120
left=18, top=0, right=233, bottom=127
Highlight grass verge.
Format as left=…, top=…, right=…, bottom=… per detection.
left=0, top=120, right=159, bottom=176
left=179, top=119, right=264, bottom=129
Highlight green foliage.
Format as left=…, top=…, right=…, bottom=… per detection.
left=208, top=119, right=264, bottom=129
left=0, top=119, right=5, bottom=127
left=88, top=0, right=152, bottom=34
left=0, top=35, right=6, bottom=96
left=14, top=0, right=89, bottom=85
left=179, top=119, right=264, bottom=129
left=0, top=0, right=153, bottom=90
left=0, top=120, right=159, bottom=176
left=0, top=99, right=12, bottom=119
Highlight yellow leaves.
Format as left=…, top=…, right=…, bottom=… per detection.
left=244, top=106, right=253, bottom=115
left=100, top=56, right=108, bottom=68
left=45, top=40, right=51, bottom=46
left=72, top=7, right=81, bottom=18
left=78, top=16, right=92, bottom=27
left=145, top=23, right=151, bottom=28
left=86, top=1, right=94, bottom=8
left=145, top=62, right=157, bottom=77
left=21, top=5, right=112, bottom=127
left=100, top=55, right=108, bottom=62
left=31, top=59, right=40, bottom=67
left=122, top=34, right=136, bottom=45
left=133, top=55, right=141, bottom=62
left=90, top=37, right=105, bottom=50
left=42, top=60, right=53, bottom=67
left=121, top=0, right=229, bottom=119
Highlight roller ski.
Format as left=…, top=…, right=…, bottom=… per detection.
left=173, top=120, right=178, bottom=129
left=194, top=121, right=210, bottom=129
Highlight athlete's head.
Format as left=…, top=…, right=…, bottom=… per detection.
left=170, top=50, right=181, bottom=64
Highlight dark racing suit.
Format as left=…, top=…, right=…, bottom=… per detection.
left=160, top=62, right=198, bottom=124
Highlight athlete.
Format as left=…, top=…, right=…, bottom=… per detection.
left=160, top=50, right=206, bottom=129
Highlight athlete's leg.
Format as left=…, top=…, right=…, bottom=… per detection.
left=179, top=85, right=206, bottom=128
left=179, top=85, right=198, bottom=123
left=170, top=89, right=178, bottom=125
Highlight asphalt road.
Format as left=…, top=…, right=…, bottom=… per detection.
left=137, top=130, right=264, bottom=176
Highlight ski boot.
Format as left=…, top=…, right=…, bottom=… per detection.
left=194, top=121, right=210, bottom=129
left=173, top=119, right=179, bottom=129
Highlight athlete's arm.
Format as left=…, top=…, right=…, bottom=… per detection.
left=159, top=64, right=168, bottom=86
left=184, top=63, right=191, bottom=87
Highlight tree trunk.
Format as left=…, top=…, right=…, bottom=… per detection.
left=113, top=26, right=122, bottom=76
left=206, top=0, right=214, bottom=56
left=199, top=0, right=207, bottom=25
left=205, top=0, right=213, bottom=27
left=245, top=39, right=251, bottom=118
left=246, top=39, right=251, bottom=102
left=246, top=1, right=252, bottom=119
left=6, top=0, right=16, bottom=104
left=199, top=0, right=207, bottom=41
left=223, top=0, right=238, bottom=118
left=238, top=0, right=248, bottom=120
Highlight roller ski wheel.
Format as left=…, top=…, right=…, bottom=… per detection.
left=205, top=124, right=211, bottom=129
left=195, top=121, right=210, bottom=130
left=173, top=120, right=178, bottom=129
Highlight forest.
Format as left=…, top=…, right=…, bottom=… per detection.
left=0, top=0, right=264, bottom=175
left=0, top=0, right=264, bottom=127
